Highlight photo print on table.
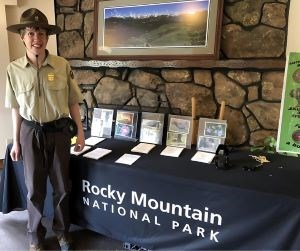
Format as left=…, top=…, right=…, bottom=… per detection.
left=169, top=117, right=191, bottom=134
left=166, top=132, right=188, bottom=148
left=197, top=136, right=221, bottom=153
left=115, top=122, right=133, bottom=138
left=166, top=115, right=193, bottom=149
left=204, top=121, right=227, bottom=138
left=91, top=108, right=114, bottom=138
left=101, top=109, right=114, bottom=137
left=116, top=111, right=134, bottom=125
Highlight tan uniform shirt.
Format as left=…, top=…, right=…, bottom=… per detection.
left=5, top=52, right=83, bottom=123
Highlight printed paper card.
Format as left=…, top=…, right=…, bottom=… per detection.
left=115, top=154, right=141, bottom=165
left=160, top=146, right=184, bottom=158
left=191, top=151, right=216, bottom=164
left=131, top=143, right=156, bottom=154
left=83, top=148, right=112, bottom=160
left=85, top=136, right=106, bottom=146
left=70, top=145, right=91, bottom=156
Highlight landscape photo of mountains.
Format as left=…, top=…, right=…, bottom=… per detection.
left=103, top=0, right=209, bottom=48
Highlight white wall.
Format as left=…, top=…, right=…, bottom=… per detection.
left=0, top=0, right=56, bottom=159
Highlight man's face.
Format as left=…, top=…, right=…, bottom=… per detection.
left=21, top=27, right=48, bottom=56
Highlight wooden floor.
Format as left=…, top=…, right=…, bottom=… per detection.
left=0, top=159, right=3, bottom=169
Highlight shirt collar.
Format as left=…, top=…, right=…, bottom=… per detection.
left=21, top=50, right=54, bottom=69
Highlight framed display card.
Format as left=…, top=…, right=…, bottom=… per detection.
left=197, top=118, right=227, bottom=153
left=166, top=115, right=193, bottom=149
left=114, top=110, right=139, bottom=141
left=91, top=108, right=114, bottom=138
left=139, top=112, right=165, bottom=145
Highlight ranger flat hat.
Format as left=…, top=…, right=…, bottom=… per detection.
left=7, top=8, right=61, bottom=35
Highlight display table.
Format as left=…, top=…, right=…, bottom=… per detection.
left=0, top=144, right=53, bottom=216
left=1, top=139, right=300, bottom=250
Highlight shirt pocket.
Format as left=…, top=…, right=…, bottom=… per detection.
left=44, top=80, right=67, bottom=91
left=15, top=81, right=35, bottom=108
left=16, top=80, right=34, bottom=95
left=44, top=77, right=68, bottom=110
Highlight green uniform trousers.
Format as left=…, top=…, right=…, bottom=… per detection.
left=20, top=120, right=71, bottom=245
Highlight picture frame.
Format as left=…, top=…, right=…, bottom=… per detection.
left=139, top=112, right=165, bottom=145
left=197, top=118, right=227, bottom=152
left=91, top=108, right=114, bottom=138
left=94, top=0, right=224, bottom=60
left=114, top=110, right=139, bottom=141
left=167, top=115, right=193, bottom=149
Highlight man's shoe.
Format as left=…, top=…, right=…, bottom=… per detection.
left=29, top=244, right=43, bottom=251
left=58, top=236, right=72, bottom=251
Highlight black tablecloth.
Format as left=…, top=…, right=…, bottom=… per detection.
left=0, top=144, right=53, bottom=216
left=1, top=139, right=300, bottom=250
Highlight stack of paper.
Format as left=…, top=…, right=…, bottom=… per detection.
left=131, top=143, right=156, bottom=154
left=160, top=146, right=184, bottom=157
left=83, top=147, right=112, bottom=160
left=115, top=154, right=141, bottom=165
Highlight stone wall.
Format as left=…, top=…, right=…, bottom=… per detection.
left=55, top=0, right=290, bottom=147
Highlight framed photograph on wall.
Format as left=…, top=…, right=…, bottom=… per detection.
left=94, top=0, right=224, bottom=60
left=114, top=110, right=139, bottom=141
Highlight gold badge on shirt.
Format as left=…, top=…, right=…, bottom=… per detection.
left=48, top=73, right=55, bottom=82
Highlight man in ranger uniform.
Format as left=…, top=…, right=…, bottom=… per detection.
left=5, top=8, right=85, bottom=251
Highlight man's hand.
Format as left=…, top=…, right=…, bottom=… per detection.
left=10, top=142, right=22, bottom=161
left=73, top=131, right=85, bottom=152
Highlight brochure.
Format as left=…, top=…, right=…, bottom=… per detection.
left=160, top=146, right=184, bottom=157
left=115, top=154, right=141, bottom=165
left=83, top=148, right=112, bottom=160
left=191, top=151, right=216, bottom=164
left=85, top=136, right=106, bottom=146
left=131, top=143, right=156, bottom=154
